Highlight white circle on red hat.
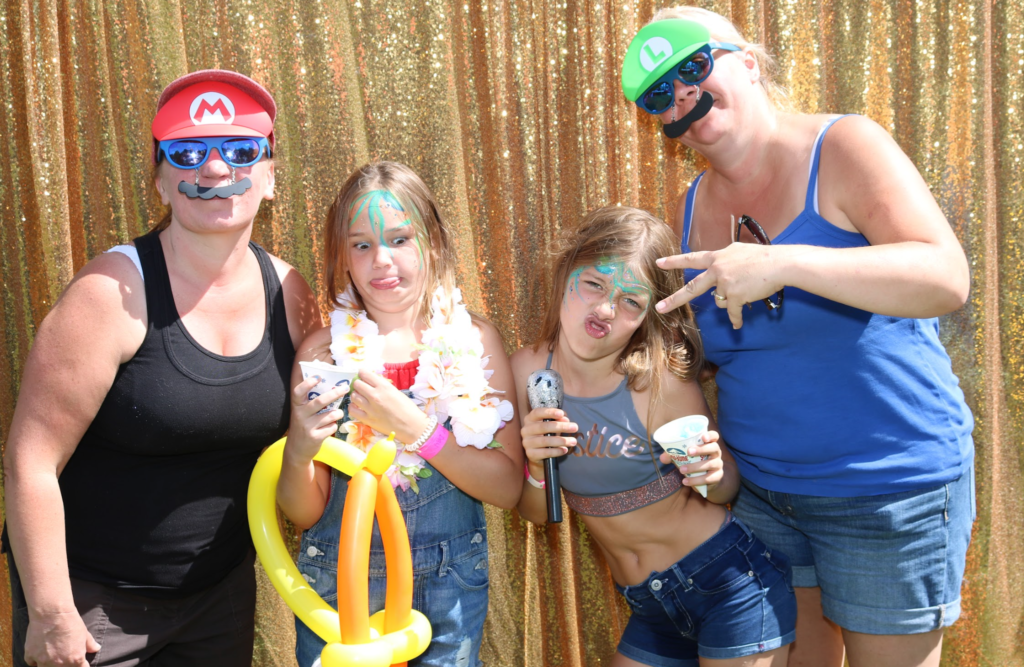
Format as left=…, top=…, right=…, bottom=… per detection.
left=189, top=92, right=236, bottom=126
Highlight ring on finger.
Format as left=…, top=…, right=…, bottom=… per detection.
left=712, top=289, right=727, bottom=302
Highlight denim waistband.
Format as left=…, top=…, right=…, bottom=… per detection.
left=616, top=513, right=756, bottom=603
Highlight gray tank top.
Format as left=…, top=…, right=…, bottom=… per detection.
left=549, top=355, right=678, bottom=500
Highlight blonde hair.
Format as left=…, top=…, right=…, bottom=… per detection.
left=323, top=161, right=457, bottom=319
left=537, top=206, right=704, bottom=392
left=651, top=6, right=792, bottom=109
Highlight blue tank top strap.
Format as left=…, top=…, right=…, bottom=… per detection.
left=804, top=114, right=855, bottom=214
left=545, top=351, right=553, bottom=370
left=681, top=171, right=706, bottom=252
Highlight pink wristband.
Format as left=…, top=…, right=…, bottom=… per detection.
left=417, top=423, right=449, bottom=460
left=524, top=462, right=546, bottom=489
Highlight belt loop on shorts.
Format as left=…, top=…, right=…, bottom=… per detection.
left=671, top=563, right=693, bottom=592
left=620, top=582, right=641, bottom=605
left=732, top=513, right=754, bottom=541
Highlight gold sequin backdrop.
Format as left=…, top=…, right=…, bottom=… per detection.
left=0, top=0, right=1022, bottom=664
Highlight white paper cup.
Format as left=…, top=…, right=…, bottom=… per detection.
left=298, top=360, right=356, bottom=414
left=652, top=415, right=710, bottom=498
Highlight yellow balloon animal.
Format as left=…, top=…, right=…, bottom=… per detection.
left=248, top=434, right=431, bottom=667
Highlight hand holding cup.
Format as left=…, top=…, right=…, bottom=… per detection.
left=653, top=415, right=716, bottom=498
left=287, top=361, right=356, bottom=464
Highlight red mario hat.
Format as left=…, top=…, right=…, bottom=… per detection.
left=152, top=70, right=276, bottom=159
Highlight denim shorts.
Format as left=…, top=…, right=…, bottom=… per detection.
left=731, top=465, right=976, bottom=635
left=615, top=515, right=796, bottom=667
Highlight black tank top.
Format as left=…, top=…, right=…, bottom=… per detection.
left=55, top=232, right=293, bottom=596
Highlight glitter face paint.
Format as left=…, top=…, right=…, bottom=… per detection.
left=566, top=262, right=652, bottom=314
left=349, top=189, right=424, bottom=262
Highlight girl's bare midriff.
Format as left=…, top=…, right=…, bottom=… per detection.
left=582, top=486, right=728, bottom=586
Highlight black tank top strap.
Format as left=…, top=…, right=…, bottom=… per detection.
left=250, top=241, right=293, bottom=352
left=133, top=231, right=173, bottom=329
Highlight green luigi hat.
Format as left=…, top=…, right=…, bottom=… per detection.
left=621, top=19, right=711, bottom=102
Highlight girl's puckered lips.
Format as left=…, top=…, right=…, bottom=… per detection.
left=584, top=314, right=611, bottom=339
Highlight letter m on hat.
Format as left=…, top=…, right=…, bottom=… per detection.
left=190, top=92, right=236, bottom=125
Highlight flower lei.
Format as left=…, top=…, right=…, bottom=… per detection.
left=329, top=286, right=514, bottom=492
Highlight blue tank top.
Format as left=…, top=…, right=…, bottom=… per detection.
left=681, top=115, right=974, bottom=497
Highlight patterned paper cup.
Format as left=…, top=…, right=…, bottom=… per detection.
left=298, top=360, right=356, bottom=414
left=652, top=415, right=710, bottom=498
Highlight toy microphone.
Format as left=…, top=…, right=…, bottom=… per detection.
left=526, top=369, right=565, bottom=524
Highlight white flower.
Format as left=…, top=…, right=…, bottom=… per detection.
left=448, top=397, right=503, bottom=449
left=485, top=395, right=515, bottom=423
left=330, top=308, right=385, bottom=374
left=411, top=353, right=460, bottom=404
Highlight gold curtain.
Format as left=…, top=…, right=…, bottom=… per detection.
left=1, top=0, right=1022, bottom=665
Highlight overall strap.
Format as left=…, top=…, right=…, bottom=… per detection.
left=804, top=115, right=854, bottom=214
left=681, top=172, right=706, bottom=251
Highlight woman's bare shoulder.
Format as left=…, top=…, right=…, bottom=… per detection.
left=62, top=250, right=148, bottom=328
left=265, top=252, right=322, bottom=346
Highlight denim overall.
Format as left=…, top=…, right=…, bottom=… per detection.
left=294, top=394, right=489, bottom=667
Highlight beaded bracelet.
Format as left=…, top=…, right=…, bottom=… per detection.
left=417, top=422, right=450, bottom=460
left=524, top=462, right=546, bottom=489
left=403, top=415, right=438, bottom=454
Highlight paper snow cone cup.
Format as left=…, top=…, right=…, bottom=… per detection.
left=652, top=415, right=710, bottom=498
left=299, top=360, right=356, bottom=414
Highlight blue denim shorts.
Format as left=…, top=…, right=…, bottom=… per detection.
left=615, top=515, right=796, bottom=667
left=731, top=465, right=976, bottom=635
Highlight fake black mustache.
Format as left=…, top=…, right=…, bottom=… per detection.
left=662, top=92, right=715, bottom=139
left=177, top=177, right=253, bottom=200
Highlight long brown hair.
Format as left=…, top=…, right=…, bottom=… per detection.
left=323, top=161, right=457, bottom=319
left=537, top=206, right=704, bottom=410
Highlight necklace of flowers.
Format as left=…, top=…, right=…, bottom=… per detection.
left=329, top=285, right=514, bottom=492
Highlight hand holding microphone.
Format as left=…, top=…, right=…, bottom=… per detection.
left=526, top=369, right=568, bottom=524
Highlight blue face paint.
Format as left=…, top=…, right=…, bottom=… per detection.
left=566, top=261, right=652, bottom=313
left=349, top=189, right=424, bottom=263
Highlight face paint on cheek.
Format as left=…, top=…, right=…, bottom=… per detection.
left=565, top=267, right=586, bottom=304
left=412, top=235, right=425, bottom=266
